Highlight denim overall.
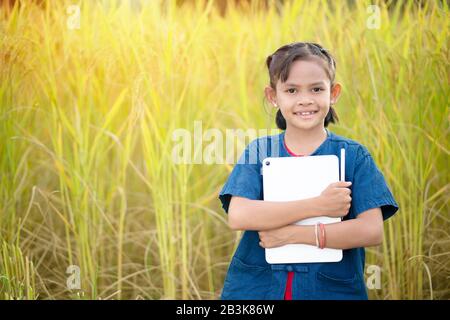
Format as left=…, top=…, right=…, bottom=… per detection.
left=219, top=129, right=399, bottom=300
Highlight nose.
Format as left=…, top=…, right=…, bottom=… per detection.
left=296, top=97, right=314, bottom=106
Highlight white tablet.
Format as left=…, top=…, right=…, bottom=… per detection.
left=262, top=153, right=344, bottom=263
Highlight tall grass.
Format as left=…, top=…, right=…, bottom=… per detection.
left=0, top=0, right=448, bottom=299
left=0, top=241, right=37, bottom=299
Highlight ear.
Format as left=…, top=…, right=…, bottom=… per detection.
left=264, top=86, right=278, bottom=108
left=330, top=83, right=342, bottom=105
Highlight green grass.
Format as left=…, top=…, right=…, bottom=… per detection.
left=0, top=0, right=448, bottom=299
left=0, top=241, right=37, bottom=299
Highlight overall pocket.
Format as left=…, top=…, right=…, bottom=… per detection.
left=315, top=271, right=367, bottom=299
left=317, top=272, right=358, bottom=291
left=221, top=257, right=272, bottom=300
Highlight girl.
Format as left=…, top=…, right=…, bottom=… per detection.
left=218, top=42, right=399, bottom=300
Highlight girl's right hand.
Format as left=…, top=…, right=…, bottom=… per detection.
left=317, top=181, right=352, bottom=218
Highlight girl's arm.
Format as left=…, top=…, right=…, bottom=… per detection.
left=258, top=208, right=384, bottom=249
left=228, top=181, right=352, bottom=231
left=228, top=196, right=323, bottom=231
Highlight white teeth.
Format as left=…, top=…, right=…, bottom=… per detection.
left=295, top=111, right=317, bottom=115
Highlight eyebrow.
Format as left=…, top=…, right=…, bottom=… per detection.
left=283, top=81, right=326, bottom=87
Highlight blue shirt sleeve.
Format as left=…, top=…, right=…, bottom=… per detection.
left=351, top=146, right=399, bottom=221
left=218, top=140, right=263, bottom=214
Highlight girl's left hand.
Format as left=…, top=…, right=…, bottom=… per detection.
left=258, top=225, right=296, bottom=248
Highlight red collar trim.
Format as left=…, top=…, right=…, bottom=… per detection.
left=283, top=138, right=305, bottom=157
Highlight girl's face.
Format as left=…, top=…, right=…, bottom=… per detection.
left=265, top=57, right=341, bottom=132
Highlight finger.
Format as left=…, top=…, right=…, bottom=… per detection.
left=333, top=181, right=352, bottom=188
left=259, top=241, right=265, bottom=248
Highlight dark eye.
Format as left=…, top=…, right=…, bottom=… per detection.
left=312, top=87, right=324, bottom=93
left=287, top=88, right=297, bottom=94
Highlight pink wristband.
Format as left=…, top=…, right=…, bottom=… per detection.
left=319, top=223, right=325, bottom=249
left=319, top=223, right=326, bottom=249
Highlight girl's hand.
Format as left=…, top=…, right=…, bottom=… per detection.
left=317, top=181, right=352, bottom=218
left=258, top=225, right=296, bottom=248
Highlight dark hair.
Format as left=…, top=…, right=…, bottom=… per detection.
left=265, top=42, right=339, bottom=130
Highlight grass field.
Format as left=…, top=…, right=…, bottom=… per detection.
left=0, top=0, right=448, bottom=299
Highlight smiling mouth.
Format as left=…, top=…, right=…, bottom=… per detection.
left=293, top=111, right=318, bottom=118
